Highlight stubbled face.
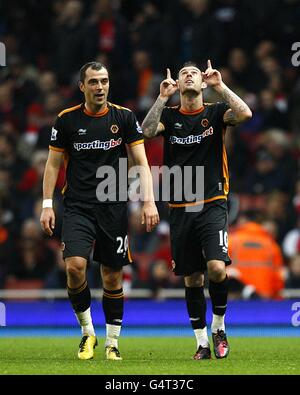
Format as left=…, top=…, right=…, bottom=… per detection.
left=79, top=67, right=109, bottom=110
left=177, top=66, right=203, bottom=95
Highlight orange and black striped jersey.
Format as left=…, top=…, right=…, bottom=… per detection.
left=160, top=102, right=230, bottom=206
left=49, top=102, right=144, bottom=203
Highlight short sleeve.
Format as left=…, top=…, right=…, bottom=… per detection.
left=123, top=110, right=144, bottom=147
left=159, top=107, right=169, bottom=131
left=49, top=115, right=67, bottom=152
left=215, top=102, right=230, bottom=125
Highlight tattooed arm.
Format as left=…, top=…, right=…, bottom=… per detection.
left=202, top=60, right=252, bottom=126
left=142, top=96, right=167, bottom=138
left=142, top=68, right=178, bottom=138
left=142, top=96, right=167, bottom=139
left=215, top=83, right=252, bottom=126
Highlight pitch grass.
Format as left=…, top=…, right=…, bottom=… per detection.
left=1, top=337, right=300, bottom=375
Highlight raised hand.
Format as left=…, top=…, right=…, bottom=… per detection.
left=159, top=68, right=178, bottom=100
left=202, top=60, right=222, bottom=88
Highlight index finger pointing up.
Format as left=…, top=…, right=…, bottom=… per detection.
left=167, top=68, right=171, bottom=79
left=207, top=59, right=212, bottom=69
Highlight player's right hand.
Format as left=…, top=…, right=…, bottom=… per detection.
left=159, top=68, right=178, bottom=100
left=141, top=201, right=160, bottom=232
left=40, top=208, right=55, bottom=236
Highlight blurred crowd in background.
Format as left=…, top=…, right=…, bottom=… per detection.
left=1, top=0, right=300, bottom=299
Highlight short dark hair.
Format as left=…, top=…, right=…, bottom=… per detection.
left=79, top=61, right=107, bottom=83
left=178, top=61, right=200, bottom=77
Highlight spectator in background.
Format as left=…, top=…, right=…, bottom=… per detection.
left=254, top=40, right=277, bottom=63
left=0, top=134, right=28, bottom=187
left=148, top=258, right=171, bottom=299
left=258, top=89, right=289, bottom=130
left=25, top=71, right=68, bottom=147
left=36, top=71, right=59, bottom=98
left=261, top=217, right=280, bottom=242
left=34, top=92, right=65, bottom=149
left=16, top=150, right=50, bottom=222
left=85, top=0, right=131, bottom=72
left=290, top=73, right=300, bottom=134
left=260, top=129, right=297, bottom=193
left=130, top=1, right=163, bottom=71
left=0, top=166, right=19, bottom=231
left=128, top=202, right=158, bottom=254
left=50, top=0, right=89, bottom=84
left=0, top=206, right=16, bottom=288
left=243, top=150, right=285, bottom=194
left=282, top=216, right=300, bottom=259
left=5, top=55, right=38, bottom=109
left=6, top=218, right=55, bottom=285
left=243, top=128, right=297, bottom=197
left=285, top=254, right=300, bottom=289
left=130, top=49, right=163, bottom=118
left=0, top=120, right=19, bottom=140
left=148, top=221, right=183, bottom=298
left=183, top=0, right=224, bottom=67
left=228, top=212, right=284, bottom=299
left=212, top=0, right=257, bottom=54
left=151, top=220, right=172, bottom=264
left=290, top=177, right=300, bottom=213
left=268, top=74, right=287, bottom=112
left=0, top=80, right=25, bottom=131
left=18, top=150, right=48, bottom=196
left=227, top=47, right=266, bottom=93
left=225, top=127, right=251, bottom=192
left=162, top=0, right=224, bottom=69
left=263, top=191, right=295, bottom=243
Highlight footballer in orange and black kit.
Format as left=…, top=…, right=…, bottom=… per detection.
left=40, top=62, right=159, bottom=362
left=142, top=60, right=252, bottom=360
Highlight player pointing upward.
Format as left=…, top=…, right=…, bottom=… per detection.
left=142, top=60, right=252, bottom=359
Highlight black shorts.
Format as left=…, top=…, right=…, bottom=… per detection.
left=61, top=199, right=131, bottom=269
left=169, top=200, right=231, bottom=276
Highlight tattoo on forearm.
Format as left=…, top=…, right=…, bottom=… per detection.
left=221, top=87, right=249, bottom=114
left=223, top=110, right=238, bottom=125
left=142, top=97, right=165, bottom=138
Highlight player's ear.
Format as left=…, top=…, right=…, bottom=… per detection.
left=176, top=79, right=179, bottom=88
left=201, top=72, right=207, bottom=89
left=78, top=81, right=85, bottom=93
left=201, top=81, right=207, bottom=89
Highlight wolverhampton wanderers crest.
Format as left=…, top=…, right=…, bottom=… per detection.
left=201, top=118, right=209, bottom=127
left=110, top=124, right=119, bottom=134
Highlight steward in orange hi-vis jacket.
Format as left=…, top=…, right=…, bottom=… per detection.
left=228, top=222, right=284, bottom=299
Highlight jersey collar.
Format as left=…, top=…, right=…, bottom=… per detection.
left=179, top=106, right=205, bottom=115
left=83, top=104, right=109, bottom=117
